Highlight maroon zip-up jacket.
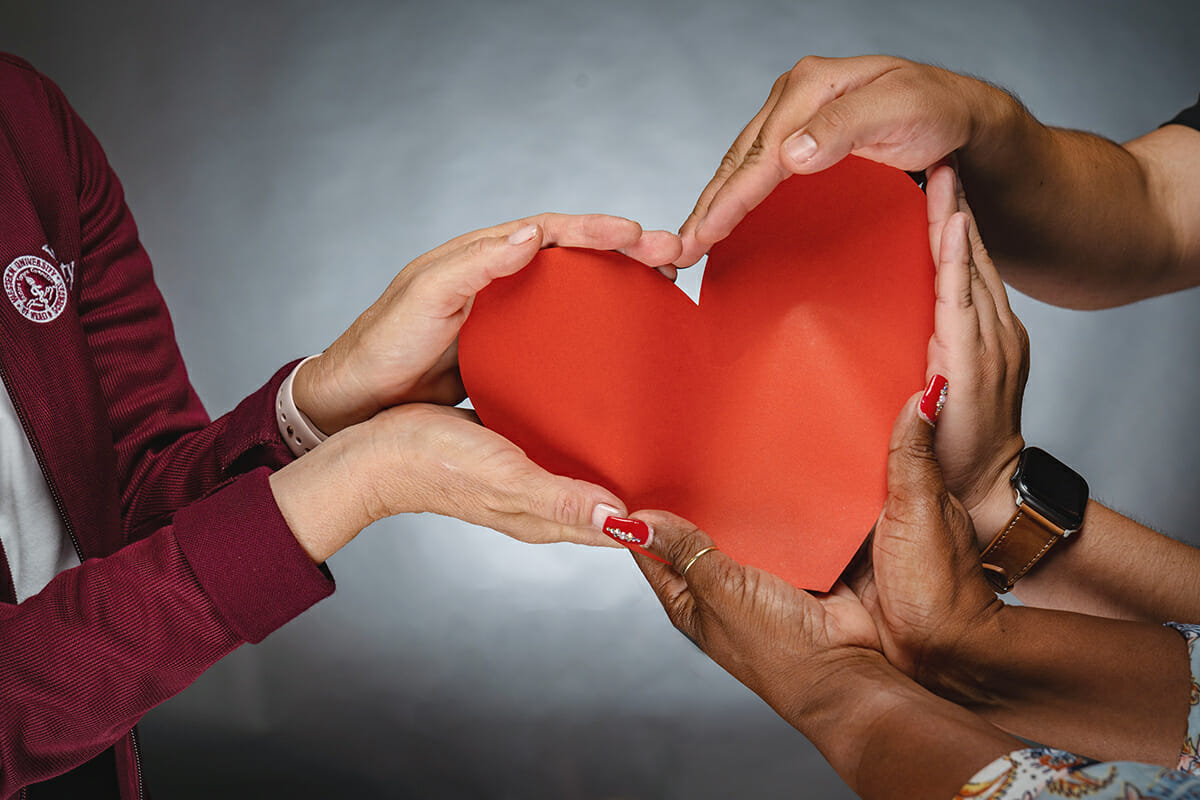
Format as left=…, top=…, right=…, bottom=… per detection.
left=0, top=54, right=334, bottom=798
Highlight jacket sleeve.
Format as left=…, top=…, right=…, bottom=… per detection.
left=0, top=469, right=334, bottom=796
left=42, top=70, right=303, bottom=541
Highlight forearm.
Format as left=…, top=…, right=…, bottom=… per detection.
left=1011, top=501, right=1200, bottom=622
left=927, top=604, right=1192, bottom=765
left=969, top=489, right=1200, bottom=623
left=775, top=652, right=1022, bottom=800
left=957, top=90, right=1180, bottom=309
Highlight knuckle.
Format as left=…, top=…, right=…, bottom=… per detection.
left=549, top=485, right=586, bottom=526
left=811, top=103, right=851, bottom=134
left=1013, top=317, right=1031, bottom=354
left=465, top=236, right=492, bottom=261
left=887, top=487, right=944, bottom=528
left=742, top=134, right=767, bottom=164
left=790, top=54, right=826, bottom=79
left=716, top=146, right=743, bottom=177
left=517, top=212, right=550, bottom=229
left=663, top=523, right=712, bottom=570
left=890, top=434, right=937, bottom=469
left=661, top=591, right=696, bottom=633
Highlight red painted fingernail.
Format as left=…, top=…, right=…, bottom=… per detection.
left=602, top=516, right=669, bottom=563
left=603, top=516, right=652, bottom=547
left=919, top=374, right=949, bottom=426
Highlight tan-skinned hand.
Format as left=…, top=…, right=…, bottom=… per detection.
left=677, top=55, right=1005, bottom=267
left=924, top=166, right=1029, bottom=545
left=270, top=401, right=630, bottom=563
left=294, top=214, right=682, bottom=435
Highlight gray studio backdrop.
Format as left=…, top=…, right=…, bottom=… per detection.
left=3, top=1, right=1199, bottom=797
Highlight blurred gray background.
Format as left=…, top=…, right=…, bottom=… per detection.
left=3, top=0, right=1199, bottom=797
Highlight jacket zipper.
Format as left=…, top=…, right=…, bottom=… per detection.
left=0, top=363, right=143, bottom=799
left=129, top=727, right=145, bottom=800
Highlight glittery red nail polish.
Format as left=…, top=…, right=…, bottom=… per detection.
left=919, top=374, right=949, bottom=425
left=603, top=516, right=651, bottom=546
left=602, top=516, right=670, bottom=563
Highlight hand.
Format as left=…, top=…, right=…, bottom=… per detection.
left=629, top=510, right=881, bottom=723
left=624, top=507, right=1023, bottom=800
left=270, top=403, right=628, bottom=563
left=677, top=56, right=1011, bottom=267
left=848, top=394, right=1002, bottom=691
left=924, top=166, right=1029, bottom=545
left=294, top=215, right=683, bottom=434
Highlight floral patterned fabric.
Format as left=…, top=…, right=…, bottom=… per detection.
left=954, top=623, right=1200, bottom=799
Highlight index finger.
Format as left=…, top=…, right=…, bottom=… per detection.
left=675, top=72, right=789, bottom=267
left=419, top=214, right=682, bottom=271
left=627, top=510, right=735, bottom=639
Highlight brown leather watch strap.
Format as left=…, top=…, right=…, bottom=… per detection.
left=979, top=503, right=1063, bottom=593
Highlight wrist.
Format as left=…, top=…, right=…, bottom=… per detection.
left=779, top=649, right=918, bottom=757
left=916, top=601, right=1012, bottom=709
left=965, top=448, right=1023, bottom=549
left=292, top=349, right=378, bottom=436
left=788, top=649, right=1021, bottom=799
left=268, top=423, right=377, bottom=563
left=959, top=78, right=1038, bottom=167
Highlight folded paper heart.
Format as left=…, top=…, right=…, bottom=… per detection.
left=459, top=157, right=934, bottom=590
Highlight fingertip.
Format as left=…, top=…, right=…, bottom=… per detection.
left=781, top=131, right=818, bottom=172
left=507, top=223, right=541, bottom=246
left=673, top=236, right=708, bottom=269
left=917, top=374, right=949, bottom=427
left=782, top=133, right=849, bottom=176
left=643, top=229, right=684, bottom=265
left=617, top=229, right=684, bottom=269
left=627, top=509, right=716, bottom=570
left=938, top=211, right=970, bottom=264
left=591, top=502, right=626, bottom=532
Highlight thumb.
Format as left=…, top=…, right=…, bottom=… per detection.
left=418, top=224, right=545, bottom=317
left=886, top=389, right=949, bottom=509
left=782, top=81, right=940, bottom=175
left=513, top=468, right=630, bottom=546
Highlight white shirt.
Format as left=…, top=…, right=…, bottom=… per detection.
left=0, top=383, right=79, bottom=602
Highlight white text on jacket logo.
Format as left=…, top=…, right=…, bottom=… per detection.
left=4, top=246, right=73, bottom=324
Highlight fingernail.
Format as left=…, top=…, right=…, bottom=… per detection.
left=507, top=224, right=539, bottom=245
left=602, top=516, right=654, bottom=548
left=919, top=374, right=949, bottom=426
left=783, top=132, right=817, bottom=166
left=591, top=503, right=622, bottom=531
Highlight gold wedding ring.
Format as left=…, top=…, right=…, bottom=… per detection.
left=680, top=546, right=719, bottom=578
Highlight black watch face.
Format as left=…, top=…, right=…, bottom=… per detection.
left=1012, top=447, right=1089, bottom=530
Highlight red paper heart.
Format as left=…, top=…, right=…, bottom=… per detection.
left=459, top=157, right=933, bottom=590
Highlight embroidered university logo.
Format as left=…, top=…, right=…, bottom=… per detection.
left=4, top=246, right=72, bottom=323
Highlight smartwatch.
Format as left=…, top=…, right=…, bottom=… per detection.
left=979, top=447, right=1089, bottom=593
